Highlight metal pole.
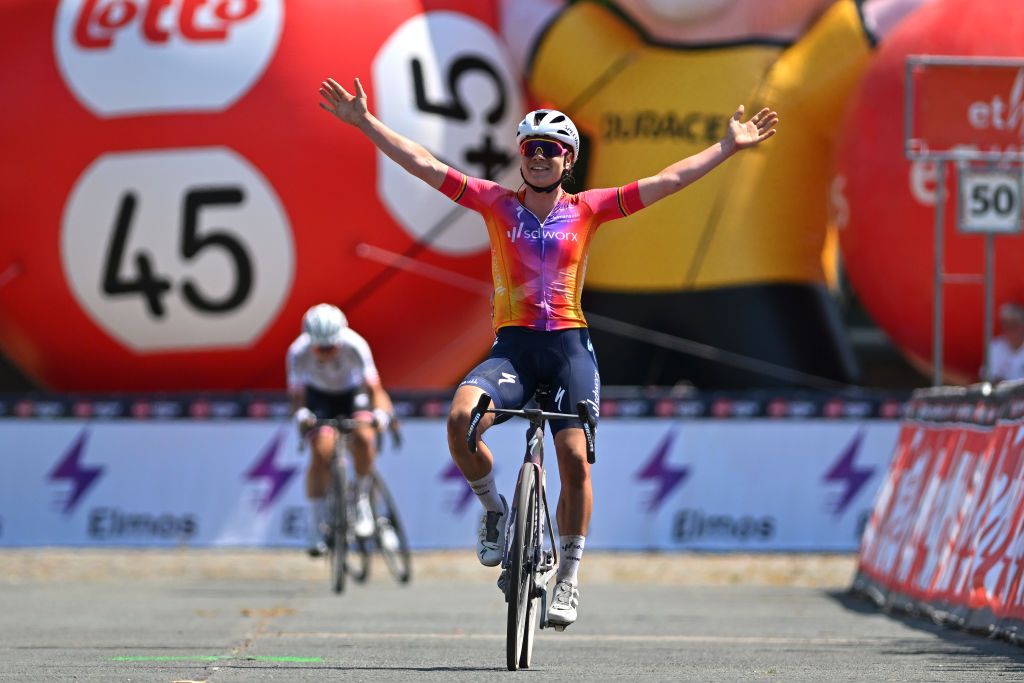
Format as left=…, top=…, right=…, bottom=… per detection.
left=933, top=161, right=947, bottom=387
left=983, top=232, right=995, bottom=381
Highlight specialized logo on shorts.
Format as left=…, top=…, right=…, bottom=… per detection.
left=498, top=372, right=517, bottom=386
left=244, top=429, right=297, bottom=512
left=554, top=386, right=565, bottom=410
left=635, top=428, right=689, bottom=513
left=48, top=430, right=105, bottom=515
left=54, top=0, right=284, bottom=117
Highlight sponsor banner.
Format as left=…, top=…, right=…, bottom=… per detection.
left=1, top=390, right=908, bottom=420
left=0, top=419, right=898, bottom=550
left=853, top=381, right=1024, bottom=647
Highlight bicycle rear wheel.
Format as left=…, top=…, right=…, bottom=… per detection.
left=507, top=464, right=538, bottom=671
left=328, top=458, right=348, bottom=594
left=370, top=470, right=412, bottom=584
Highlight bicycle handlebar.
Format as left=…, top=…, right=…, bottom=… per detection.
left=312, top=416, right=378, bottom=433
left=466, top=392, right=597, bottom=464
left=577, top=402, right=596, bottom=465
left=299, top=416, right=402, bottom=453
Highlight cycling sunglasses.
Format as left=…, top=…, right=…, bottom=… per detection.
left=519, top=137, right=570, bottom=159
left=314, top=344, right=337, bottom=353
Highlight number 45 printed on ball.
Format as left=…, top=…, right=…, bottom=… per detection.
left=61, top=148, right=294, bottom=352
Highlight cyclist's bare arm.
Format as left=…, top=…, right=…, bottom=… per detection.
left=289, top=387, right=307, bottom=416
left=319, top=77, right=448, bottom=190
left=637, top=105, right=778, bottom=207
left=367, top=379, right=394, bottom=415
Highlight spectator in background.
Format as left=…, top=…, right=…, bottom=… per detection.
left=983, top=303, right=1024, bottom=383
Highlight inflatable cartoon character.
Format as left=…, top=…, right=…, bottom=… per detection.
left=503, top=0, right=929, bottom=387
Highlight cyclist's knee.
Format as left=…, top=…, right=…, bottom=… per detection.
left=446, top=404, right=466, bottom=434
left=555, top=433, right=590, bottom=485
left=447, top=408, right=476, bottom=454
left=350, top=427, right=375, bottom=454
left=562, top=450, right=590, bottom=483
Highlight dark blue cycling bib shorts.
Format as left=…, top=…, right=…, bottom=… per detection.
left=459, top=327, right=600, bottom=434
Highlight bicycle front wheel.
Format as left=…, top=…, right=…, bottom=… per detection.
left=507, top=464, right=538, bottom=671
left=328, top=459, right=348, bottom=594
left=370, top=470, right=412, bottom=584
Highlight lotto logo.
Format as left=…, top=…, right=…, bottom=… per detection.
left=73, top=0, right=261, bottom=49
left=54, top=0, right=283, bottom=117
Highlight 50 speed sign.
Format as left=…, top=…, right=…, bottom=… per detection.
left=958, top=168, right=1023, bottom=234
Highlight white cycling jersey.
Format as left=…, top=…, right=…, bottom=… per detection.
left=286, top=329, right=380, bottom=394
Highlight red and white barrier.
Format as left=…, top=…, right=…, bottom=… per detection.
left=853, top=381, right=1024, bottom=645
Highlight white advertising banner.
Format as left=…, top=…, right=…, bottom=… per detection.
left=0, top=419, right=899, bottom=551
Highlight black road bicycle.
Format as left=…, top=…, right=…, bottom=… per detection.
left=314, top=418, right=412, bottom=594
left=467, top=387, right=596, bottom=671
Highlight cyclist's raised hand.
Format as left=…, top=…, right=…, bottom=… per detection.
left=319, top=77, right=368, bottom=127
left=724, top=105, right=778, bottom=153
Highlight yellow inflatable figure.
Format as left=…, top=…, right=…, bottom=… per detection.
left=503, top=0, right=928, bottom=387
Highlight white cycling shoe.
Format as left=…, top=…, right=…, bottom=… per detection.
left=547, top=580, right=579, bottom=628
left=377, top=521, right=400, bottom=552
left=476, top=495, right=508, bottom=567
left=352, top=495, right=375, bottom=539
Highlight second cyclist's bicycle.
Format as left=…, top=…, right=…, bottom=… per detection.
left=467, top=387, right=596, bottom=671
left=312, top=417, right=412, bottom=594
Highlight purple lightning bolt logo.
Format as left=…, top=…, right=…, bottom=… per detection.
left=440, top=462, right=477, bottom=515
left=245, top=430, right=297, bottom=512
left=635, top=428, right=689, bottom=512
left=823, top=430, right=875, bottom=516
left=49, top=430, right=104, bottom=515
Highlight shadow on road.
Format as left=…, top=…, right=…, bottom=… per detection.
left=828, top=589, right=1024, bottom=667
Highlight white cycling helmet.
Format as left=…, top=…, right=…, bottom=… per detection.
left=516, top=109, right=580, bottom=160
left=302, top=303, right=347, bottom=346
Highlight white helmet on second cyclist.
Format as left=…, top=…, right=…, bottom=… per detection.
left=516, top=109, right=580, bottom=160
left=302, top=303, right=347, bottom=346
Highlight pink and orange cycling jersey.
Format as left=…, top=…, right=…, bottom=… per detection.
left=438, top=167, right=644, bottom=332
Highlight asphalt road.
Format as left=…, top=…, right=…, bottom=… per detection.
left=1, top=551, right=1022, bottom=681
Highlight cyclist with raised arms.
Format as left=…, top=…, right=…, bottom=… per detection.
left=318, top=78, right=777, bottom=626
left=288, top=303, right=396, bottom=557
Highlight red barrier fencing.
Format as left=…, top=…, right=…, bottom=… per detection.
left=852, top=381, right=1024, bottom=645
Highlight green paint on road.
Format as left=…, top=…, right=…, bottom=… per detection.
left=112, top=655, right=323, bottom=663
